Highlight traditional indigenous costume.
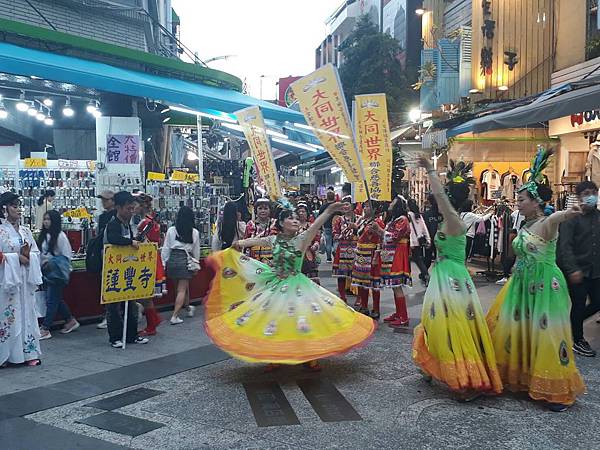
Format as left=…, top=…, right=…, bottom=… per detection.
left=244, top=218, right=276, bottom=264
left=138, top=213, right=166, bottom=297
left=351, top=216, right=385, bottom=290
left=486, top=149, right=585, bottom=405
left=380, top=216, right=412, bottom=288
left=298, top=221, right=320, bottom=282
left=413, top=161, right=503, bottom=394
left=0, top=220, right=43, bottom=365
left=332, top=215, right=357, bottom=278
left=204, top=232, right=375, bottom=364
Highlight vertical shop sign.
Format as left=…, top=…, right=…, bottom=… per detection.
left=101, top=243, right=157, bottom=304
left=106, top=135, right=140, bottom=164
left=480, top=1, right=494, bottom=76
left=290, top=64, right=365, bottom=199
left=354, top=94, right=392, bottom=202
left=234, top=106, right=282, bottom=201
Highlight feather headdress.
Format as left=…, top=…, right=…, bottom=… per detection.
left=446, top=160, right=476, bottom=186
left=517, top=146, right=554, bottom=203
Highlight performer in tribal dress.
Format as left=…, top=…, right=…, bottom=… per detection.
left=351, top=202, right=385, bottom=318
left=244, top=198, right=276, bottom=264
left=296, top=202, right=320, bottom=284
left=332, top=196, right=357, bottom=303
left=204, top=202, right=375, bottom=370
left=486, top=148, right=585, bottom=411
left=377, top=196, right=412, bottom=328
left=412, top=158, right=503, bottom=399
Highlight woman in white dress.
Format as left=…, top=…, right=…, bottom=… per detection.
left=0, top=192, right=43, bottom=367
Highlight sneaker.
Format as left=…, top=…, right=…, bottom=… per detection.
left=496, top=277, right=508, bottom=285
left=97, top=318, right=107, bottom=329
left=186, top=305, right=196, bottom=318
left=39, top=329, right=52, bottom=340
left=170, top=316, right=183, bottom=325
left=389, top=318, right=410, bottom=328
left=383, top=313, right=398, bottom=323
left=111, top=340, right=124, bottom=348
left=547, top=402, right=569, bottom=412
left=133, top=336, right=149, bottom=344
left=60, top=319, right=80, bottom=334
left=573, top=339, right=596, bottom=357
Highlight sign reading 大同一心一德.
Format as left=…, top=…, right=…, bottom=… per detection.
left=106, top=135, right=140, bottom=164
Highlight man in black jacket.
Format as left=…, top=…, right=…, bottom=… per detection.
left=103, top=191, right=148, bottom=348
left=558, top=181, right=600, bottom=357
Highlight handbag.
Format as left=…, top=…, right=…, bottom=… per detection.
left=185, top=250, right=201, bottom=272
left=42, top=255, right=72, bottom=286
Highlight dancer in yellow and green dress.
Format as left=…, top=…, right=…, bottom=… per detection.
left=412, top=157, right=503, bottom=398
left=486, top=147, right=585, bottom=411
left=203, top=200, right=375, bottom=371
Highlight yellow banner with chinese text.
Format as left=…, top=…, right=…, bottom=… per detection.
left=63, top=207, right=92, bottom=219
left=290, top=64, right=366, bottom=200
left=234, top=106, right=282, bottom=201
left=147, top=171, right=166, bottom=181
left=354, top=94, right=392, bottom=202
left=101, top=243, right=157, bottom=304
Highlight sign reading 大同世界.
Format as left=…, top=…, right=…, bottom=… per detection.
left=101, top=243, right=157, bottom=304
left=106, top=135, right=140, bottom=164
left=354, top=94, right=392, bottom=202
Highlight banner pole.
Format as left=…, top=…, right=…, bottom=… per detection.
left=122, top=301, right=128, bottom=350
left=351, top=98, right=373, bottom=212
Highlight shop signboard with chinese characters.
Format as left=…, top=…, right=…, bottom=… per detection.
left=24, top=158, right=47, bottom=168
left=106, top=135, right=140, bottom=164
left=234, top=106, right=282, bottom=201
left=354, top=94, right=392, bottom=202
left=290, top=64, right=365, bottom=198
left=101, top=243, right=157, bottom=304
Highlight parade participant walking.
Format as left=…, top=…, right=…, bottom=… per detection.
left=162, top=206, right=201, bottom=324
left=318, top=191, right=336, bottom=262
left=296, top=202, right=321, bottom=284
left=104, top=191, right=149, bottom=348
left=351, top=201, right=385, bottom=318
left=134, top=194, right=165, bottom=337
left=38, top=210, right=79, bottom=340
left=408, top=198, right=431, bottom=286
left=203, top=201, right=375, bottom=369
left=487, top=148, right=585, bottom=411
left=412, top=158, right=503, bottom=398
left=332, top=196, right=357, bottom=302
left=377, top=196, right=412, bottom=327
left=95, top=190, right=116, bottom=330
left=0, top=192, right=43, bottom=367
left=557, top=181, right=600, bottom=357
left=244, top=198, right=276, bottom=264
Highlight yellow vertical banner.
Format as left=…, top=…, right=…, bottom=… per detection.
left=354, top=94, right=393, bottom=201
left=234, top=106, right=282, bottom=201
left=101, top=243, right=157, bottom=304
left=290, top=64, right=366, bottom=199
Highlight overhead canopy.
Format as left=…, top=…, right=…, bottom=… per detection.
left=0, top=42, right=305, bottom=124
left=447, top=80, right=600, bottom=137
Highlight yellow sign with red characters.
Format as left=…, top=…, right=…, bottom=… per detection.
left=234, top=106, right=282, bottom=201
left=63, top=207, right=92, bottom=219
left=354, top=94, right=392, bottom=202
left=24, top=158, right=47, bottom=168
left=290, top=64, right=365, bottom=199
left=101, top=243, right=157, bottom=304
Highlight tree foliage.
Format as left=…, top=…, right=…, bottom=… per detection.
left=338, top=16, right=417, bottom=119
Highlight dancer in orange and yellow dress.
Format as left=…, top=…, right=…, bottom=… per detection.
left=412, top=157, right=503, bottom=397
left=204, top=201, right=375, bottom=366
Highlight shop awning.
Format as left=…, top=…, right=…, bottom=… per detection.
left=447, top=80, right=600, bottom=137
left=0, top=42, right=305, bottom=125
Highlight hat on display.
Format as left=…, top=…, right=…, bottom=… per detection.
left=96, top=190, right=115, bottom=200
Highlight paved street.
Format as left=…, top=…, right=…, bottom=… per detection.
left=2, top=263, right=600, bottom=450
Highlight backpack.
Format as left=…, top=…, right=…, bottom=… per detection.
left=43, top=255, right=72, bottom=286
left=85, top=235, right=104, bottom=273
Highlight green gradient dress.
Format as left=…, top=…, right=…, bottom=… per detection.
left=413, top=231, right=503, bottom=393
left=486, top=224, right=585, bottom=404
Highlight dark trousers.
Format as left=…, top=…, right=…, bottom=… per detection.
left=501, top=254, right=516, bottom=278
left=411, top=246, right=429, bottom=280
left=43, top=284, right=73, bottom=329
left=465, top=236, right=474, bottom=259
left=424, top=244, right=436, bottom=269
left=106, top=301, right=138, bottom=343
left=568, top=277, right=600, bottom=341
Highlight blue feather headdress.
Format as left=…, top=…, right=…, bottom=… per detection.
left=517, top=146, right=554, bottom=204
